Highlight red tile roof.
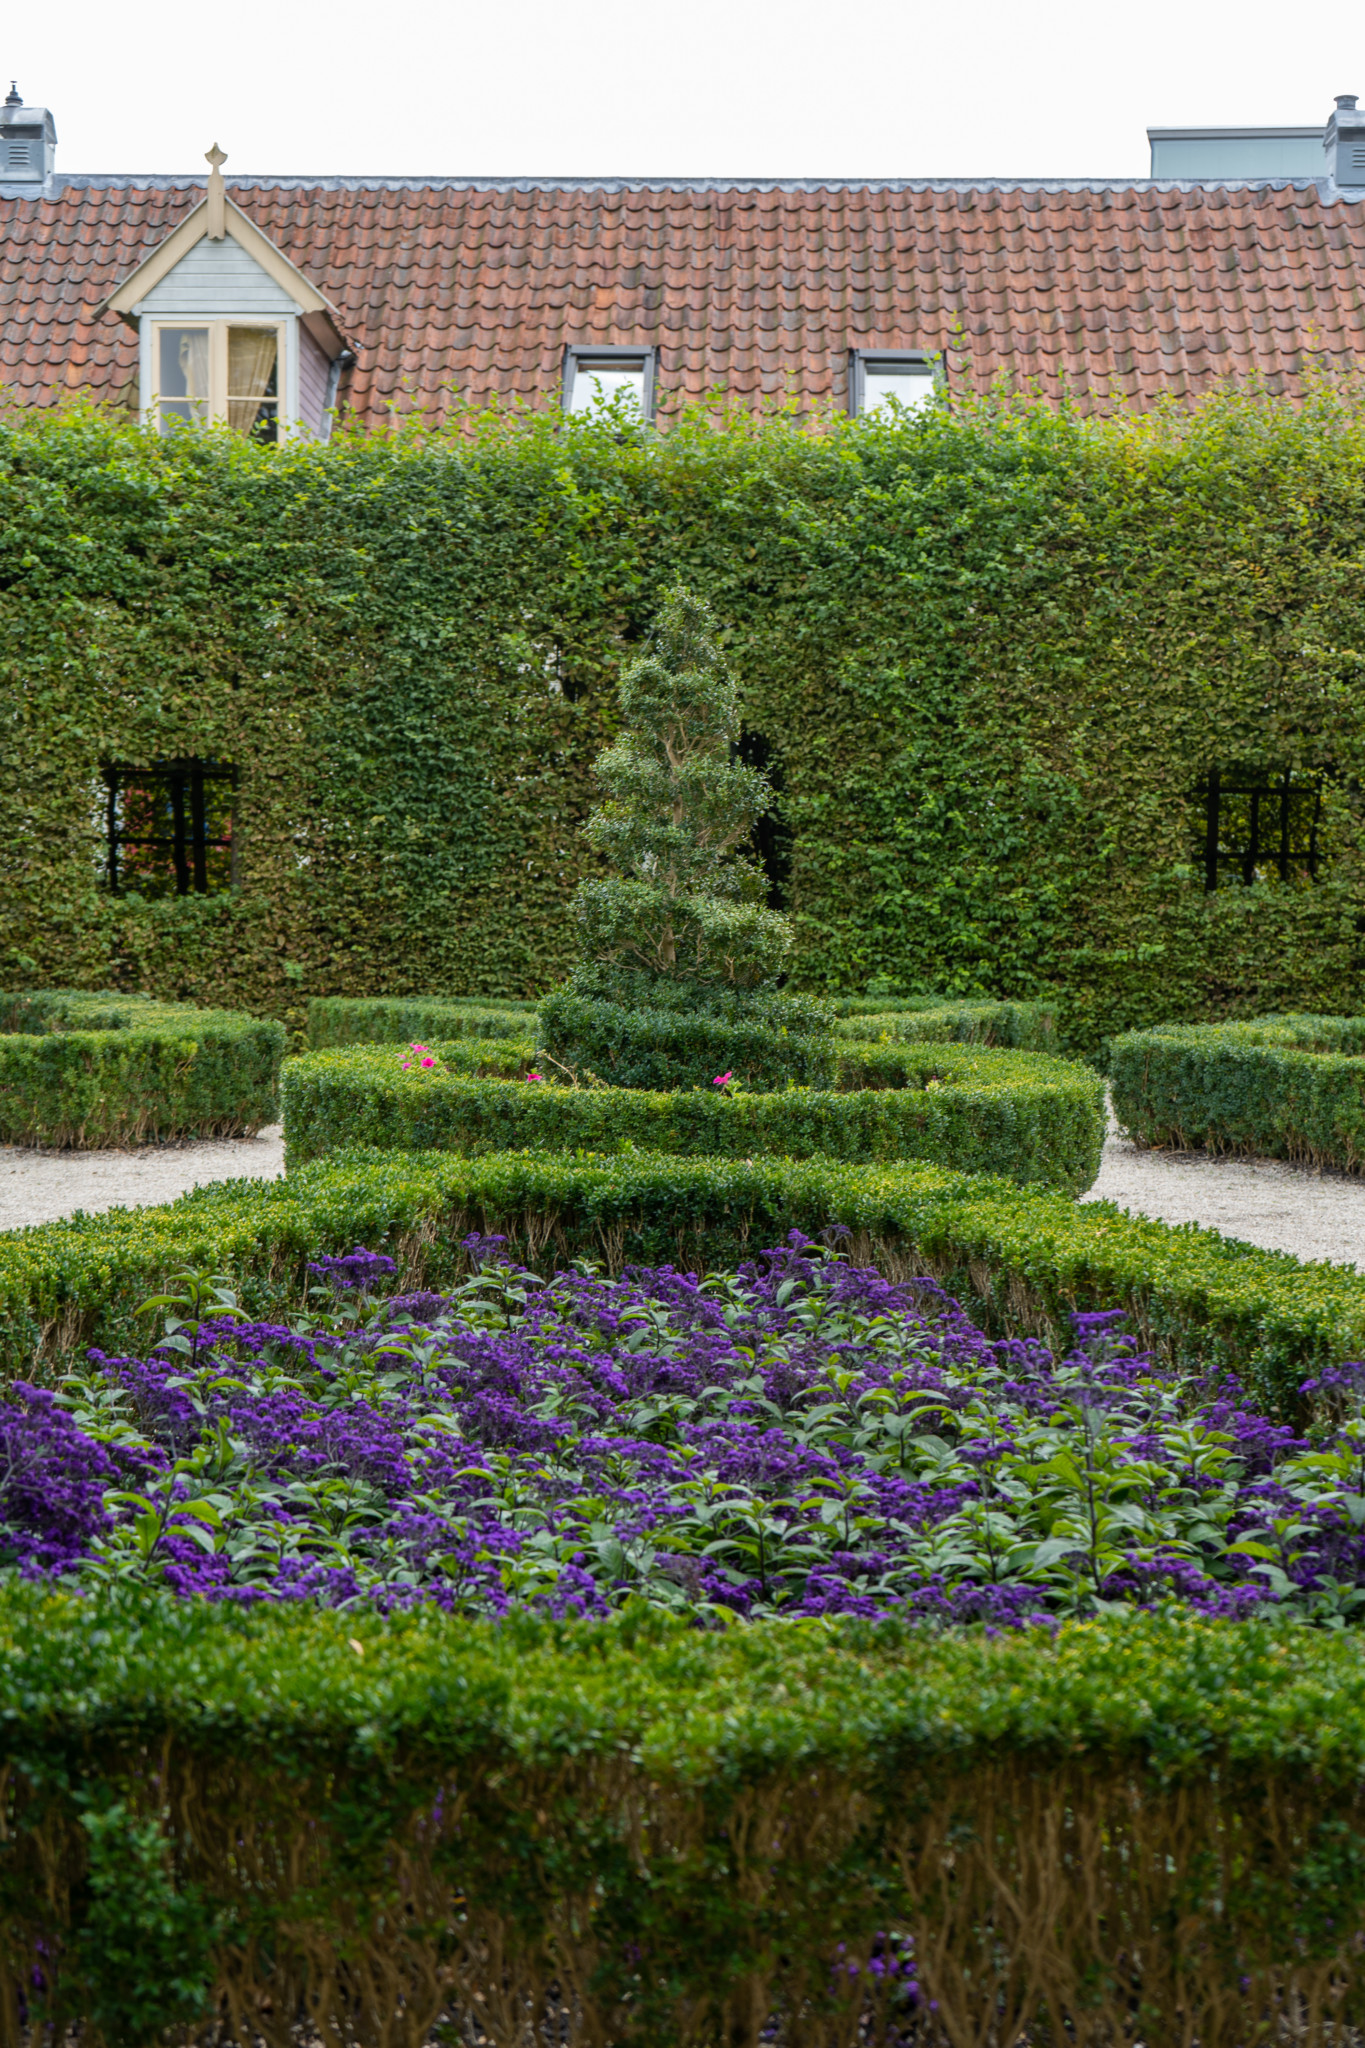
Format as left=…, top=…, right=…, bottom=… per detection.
left=3, top=175, right=1365, bottom=426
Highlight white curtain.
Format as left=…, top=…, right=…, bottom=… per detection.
left=227, top=328, right=278, bottom=434
left=178, top=329, right=210, bottom=404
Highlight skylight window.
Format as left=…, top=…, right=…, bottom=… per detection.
left=564, top=346, right=656, bottom=420
left=849, top=351, right=941, bottom=418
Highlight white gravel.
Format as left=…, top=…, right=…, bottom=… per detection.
left=1083, top=1126, right=1365, bottom=1270
left=0, top=1125, right=285, bottom=1231
left=3, top=1116, right=1364, bottom=1270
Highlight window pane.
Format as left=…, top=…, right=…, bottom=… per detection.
left=105, top=763, right=235, bottom=897
left=569, top=361, right=646, bottom=415
left=157, top=328, right=210, bottom=435
left=862, top=363, right=934, bottom=417
left=228, top=328, right=279, bottom=440
left=109, top=771, right=183, bottom=898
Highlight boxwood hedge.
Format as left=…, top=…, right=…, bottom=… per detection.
left=5, top=1595, right=1365, bottom=2047
left=833, top=997, right=1058, bottom=1050
left=538, top=971, right=839, bottom=1092
left=0, top=991, right=285, bottom=1148
left=307, top=995, right=535, bottom=1047
left=281, top=1041, right=1105, bottom=1193
left=1111, top=1014, right=1365, bottom=1173
left=4, top=1144, right=1364, bottom=1415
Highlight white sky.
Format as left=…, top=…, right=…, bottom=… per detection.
left=6, top=0, right=1359, bottom=181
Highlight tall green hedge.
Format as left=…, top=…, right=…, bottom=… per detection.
left=0, top=990, right=284, bottom=1146
left=5, top=387, right=1365, bottom=1051
left=6, top=1595, right=1365, bottom=2047
left=5, top=1145, right=1365, bottom=1414
left=281, top=1041, right=1105, bottom=1193
left=1111, top=1014, right=1365, bottom=1171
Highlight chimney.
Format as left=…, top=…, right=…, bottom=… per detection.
left=0, top=84, right=57, bottom=187
left=1324, top=93, right=1365, bottom=190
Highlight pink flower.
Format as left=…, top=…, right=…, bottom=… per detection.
left=420, top=1055, right=436, bottom=1069
left=526, top=1071, right=544, bottom=1082
left=713, top=1072, right=733, bottom=1088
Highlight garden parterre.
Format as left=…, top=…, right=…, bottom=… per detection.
left=280, top=1039, right=1106, bottom=1194
left=9, top=1235, right=1365, bottom=1628
left=8, top=1146, right=1365, bottom=1416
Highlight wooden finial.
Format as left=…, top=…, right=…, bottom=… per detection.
left=205, top=143, right=227, bottom=240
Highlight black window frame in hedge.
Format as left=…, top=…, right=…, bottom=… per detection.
left=1196, top=767, right=1324, bottom=892
left=102, top=759, right=237, bottom=898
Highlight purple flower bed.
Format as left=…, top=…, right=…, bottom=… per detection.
left=5, top=1234, right=1365, bottom=1623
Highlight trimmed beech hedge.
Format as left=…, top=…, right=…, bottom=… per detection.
left=5, top=1145, right=1365, bottom=1413
left=308, top=995, right=535, bottom=1047
left=6, top=1596, right=1365, bottom=2047
left=834, top=997, right=1058, bottom=1050
left=281, top=1042, right=1105, bottom=1193
left=1111, top=1014, right=1365, bottom=1172
left=0, top=991, right=284, bottom=1148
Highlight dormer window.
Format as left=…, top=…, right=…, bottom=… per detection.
left=564, top=346, right=656, bottom=420
left=849, top=350, right=941, bottom=418
left=152, top=322, right=282, bottom=440
left=102, top=145, right=350, bottom=443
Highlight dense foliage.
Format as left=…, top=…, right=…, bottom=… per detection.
left=6, top=1598, right=1365, bottom=2047
left=9, top=1237, right=1365, bottom=1627
left=572, top=585, right=791, bottom=988
left=538, top=968, right=837, bottom=1090
left=833, top=999, right=1057, bottom=1050
left=280, top=1040, right=1105, bottom=1193
left=1112, top=1013, right=1365, bottom=1173
left=5, top=1146, right=1365, bottom=1413
left=307, top=995, right=535, bottom=1047
left=0, top=991, right=283, bottom=1147
left=6, top=387, right=1365, bottom=1049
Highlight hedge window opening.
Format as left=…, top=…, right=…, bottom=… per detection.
left=1196, top=768, right=1324, bottom=891
left=102, top=760, right=236, bottom=898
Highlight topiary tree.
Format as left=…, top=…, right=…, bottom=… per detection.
left=538, top=587, right=834, bottom=1089
left=571, top=585, right=792, bottom=988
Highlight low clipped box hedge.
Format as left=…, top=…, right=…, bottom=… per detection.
left=281, top=1041, right=1105, bottom=1194
left=833, top=996, right=1058, bottom=1051
left=5, top=1144, right=1365, bottom=1414
left=538, top=969, right=838, bottom=1091
left=5, top=1596, right=1365, bottom=2046
left=308, top=994, right=535, bottom=1047
left=1111, top=1014, right=1365, bottom=1172
left=0, top=991, right=284, bottom=1148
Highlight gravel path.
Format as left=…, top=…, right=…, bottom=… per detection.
left=3, top=1117, right=1364, bottom=1270
left=0, top=1126, right=286, bottom=1231
left=1083, top=1125, right=1365, bottom=1269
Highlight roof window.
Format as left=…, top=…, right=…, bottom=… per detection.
left=849, top=351, right=941, bottom=418
left=564, top=346, right=656, bottom=420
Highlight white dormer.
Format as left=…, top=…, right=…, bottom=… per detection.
left=100, top=147, right=351, bottom=441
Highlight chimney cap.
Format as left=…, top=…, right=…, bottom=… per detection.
left=1336, top=93, right=1360, bottom=111
left=4, top=83, right=19, bottom=107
